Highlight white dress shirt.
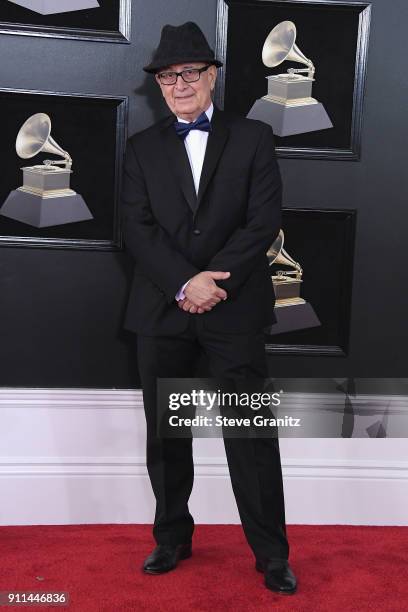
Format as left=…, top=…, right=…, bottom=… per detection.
left=175, top=102, right=213, bottom=300
left=177, top=102, right=213, bottom=194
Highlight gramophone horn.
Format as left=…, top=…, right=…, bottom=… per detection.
left=262, top=20, right=311, bottom=70
left=15, top=113, right=71, bottom=163
left=267, top=229, right=302, bottom=275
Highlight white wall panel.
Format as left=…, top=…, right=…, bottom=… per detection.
left=1, top=389, right=407, bottom=526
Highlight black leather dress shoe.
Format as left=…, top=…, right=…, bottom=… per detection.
left=255, top=558, right=297, bottom=595
left=142, top=543, right=192, bottom=574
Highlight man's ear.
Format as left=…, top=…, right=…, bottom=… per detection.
left=209, top=66, right=218, bottom=91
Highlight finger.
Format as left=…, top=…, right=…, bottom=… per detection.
left=207, top=271, right=231, bottom=280
left=214, top=288, right=227, bottom=300
left=189, top=306, right=198, bottom=314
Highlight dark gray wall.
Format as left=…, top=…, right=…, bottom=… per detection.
left=275, top=0, right=408, bottom=377
left=0, top=0, right=406, bottom=388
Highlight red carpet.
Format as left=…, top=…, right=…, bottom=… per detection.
left=1, top=524, right=407, bottom=611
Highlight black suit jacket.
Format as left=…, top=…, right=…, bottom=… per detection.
left=121, top=106, right=282, bottom=336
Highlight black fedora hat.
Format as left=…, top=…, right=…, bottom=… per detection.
left=143, top=21, right=223, bottom=74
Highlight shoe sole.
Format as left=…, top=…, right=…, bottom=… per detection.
left=265, top=583, right=297, bottom=595
left=142, top=549, right=192, bottom=575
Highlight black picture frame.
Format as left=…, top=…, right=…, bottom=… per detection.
left=0, top=87, right=128, bottom=250
left=0, top=0, right=131, bottom=43
left=215, top=0, right=371, bottom=160
left=266, top=208, right=356, bottom=356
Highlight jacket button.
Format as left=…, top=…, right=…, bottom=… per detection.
left=193, top=229, right=201, bottom=236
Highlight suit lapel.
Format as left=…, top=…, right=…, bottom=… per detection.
left=161, top=116, right=197, bottom=213
left=197, top=107, right=229, bottom=208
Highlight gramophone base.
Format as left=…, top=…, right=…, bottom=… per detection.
left=247, top=98, right=333, bottom=136
left=8, top=0, right=99, bottom=15
left=0, top=189, right=93, bottom=228
left=267, top=301, right=321, bottom=335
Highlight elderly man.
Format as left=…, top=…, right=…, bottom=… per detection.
left=121, top=22, right=297, bottom=595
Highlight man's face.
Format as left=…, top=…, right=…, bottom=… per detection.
left=155, top=62, right=217, bottom=121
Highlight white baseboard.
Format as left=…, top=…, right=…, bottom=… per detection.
left=0, top=389, right=407, bottom=526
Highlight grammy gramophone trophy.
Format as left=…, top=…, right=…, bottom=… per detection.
left=267, top=230, right=321, bottom=335
left=247, top=21, right=333, bottom=136
left=0, top=113, right=93, bottom=228
left=8, top=0, right=99, bottom=14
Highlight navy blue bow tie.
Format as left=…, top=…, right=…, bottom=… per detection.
left=174, top=112, right=212, bottom=140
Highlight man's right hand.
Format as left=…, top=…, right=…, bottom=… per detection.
left=184, top=271, right=230, bottom=310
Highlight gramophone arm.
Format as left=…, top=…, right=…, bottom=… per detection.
left=43, top=156, right=72, bottom=170
left=274, top=263, right=303, bottom=281
left=288, top=62, right=315, bottom=80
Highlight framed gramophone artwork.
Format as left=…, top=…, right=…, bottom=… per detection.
left=215, top=0, right=372, bottom=159
left=0, top=0, right=131, bottom=43
left=0, top=87, right=127, bottom=250
left=266, top=208, right=356, bottom=356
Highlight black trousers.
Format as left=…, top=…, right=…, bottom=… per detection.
left=137, top=315, right=289, bottom=561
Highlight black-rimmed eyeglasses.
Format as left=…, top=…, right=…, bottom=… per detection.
left=156, top=65, right=211, bottom=86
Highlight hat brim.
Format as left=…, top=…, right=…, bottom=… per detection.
left=143, top=57, right=223, bottom=74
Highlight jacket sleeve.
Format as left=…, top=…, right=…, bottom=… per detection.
left=121, top=138, right=200, bottom=303
left=206, top=124, right=282, bottom=297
